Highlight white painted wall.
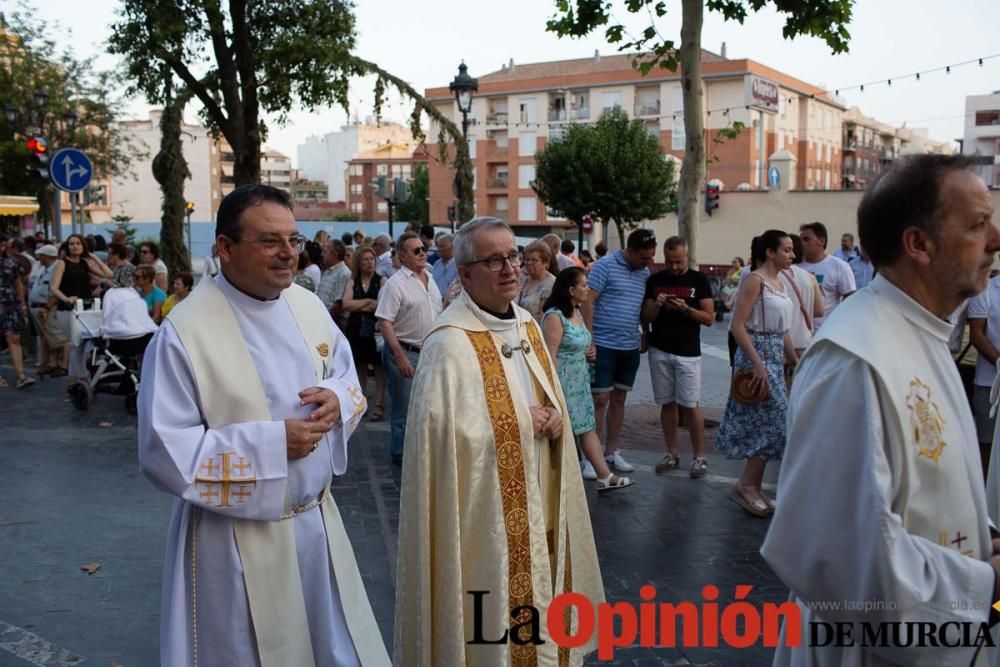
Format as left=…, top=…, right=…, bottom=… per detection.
left=111, top=111, right=214, bottom=223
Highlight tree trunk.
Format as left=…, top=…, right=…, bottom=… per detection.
left=152, top=80, right=193, bottom=278
left=678, top=0, right=705, bottom=266
left=231, top=131, right=261, bottom=185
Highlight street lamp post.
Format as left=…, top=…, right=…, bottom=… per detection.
left=449, top=61, right=478, bottom=232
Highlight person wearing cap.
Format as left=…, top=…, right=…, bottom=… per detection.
left=28, top=244, right=68, bottom=377
left=581, top=229, right=658, bottom=474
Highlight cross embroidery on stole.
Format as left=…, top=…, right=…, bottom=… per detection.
left=195, top=452, right=257, bottom=508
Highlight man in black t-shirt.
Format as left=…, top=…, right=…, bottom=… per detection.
left=641, top=236, right=714, bottom=479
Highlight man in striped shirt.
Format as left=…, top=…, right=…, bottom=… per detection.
left=583, top=229, right=658, bottom=473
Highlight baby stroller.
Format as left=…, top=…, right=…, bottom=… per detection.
left=67, top=308, right=152, bottom=415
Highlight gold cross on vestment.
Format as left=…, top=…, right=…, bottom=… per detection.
left=347, top=386, right=367, bottom=429
left=195, top=451, right=257, bottom=508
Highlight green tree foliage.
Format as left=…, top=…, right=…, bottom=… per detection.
left=0, top=4, right=138, bottom=233
left=109, top=0, right=358, bottom=186
left=533, top=107, right=675, bottom=246
left=394, top=164, right=429, bottom=227
left=547, top=0, right=852, bottom=262
left=108, top=2, right=476, bottom=231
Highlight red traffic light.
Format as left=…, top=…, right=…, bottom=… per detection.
left=25, top=136, right=48, bottom=153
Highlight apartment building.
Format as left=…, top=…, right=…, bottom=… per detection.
left=297, top=122, right=416, bottom=203
left=424, top=50, right=848, bottom=229
left=963, top=92, right=1000, bottom=187
left=112, top=110, right=215, bottom=223
left=261, top=149, right=293, bottom=191
left=346, top=144, right=429, bottom=221
left=842, top=106, right=952, bottom=189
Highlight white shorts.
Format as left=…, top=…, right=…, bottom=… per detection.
left=649, top=347, right=702, bottom=408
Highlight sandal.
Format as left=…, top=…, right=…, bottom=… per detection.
left=16, top=376, right=36, bottom=389
left=49, top=368, right=67, bottom=378
left=760, top=490, right=777, bottom=512
left=597, top=474, right=634, bottom=494
left=369, top=404, right=384, bottom=422
left=729, top=484, right=772, bottom=518
left=0, top=377, right=7, bottom=388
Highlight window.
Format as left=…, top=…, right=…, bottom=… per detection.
left=672, top=116, right=685, bottom=151
left=518, top=165, right=535, bottom=189
left=495, top=196, right=509, bottom=211
left=401, top=164, right=412, bottom=178
left=350, top=183, right=363, bottom=195
left=825, top=170, right=831, bottom=190
left=351, top=202, right=363, bottom=213
left=518, top=132, right=536, bottom=156
left=377, top=201, right=387, bottom=213
left=518, top=98, right=537, bottom=123
left=376, top=164, right=388, bottom=176
left=753, top=160, right=759, bottom=188
left=472, top=168, right=477, bottom=190
left=976, top=111, right=1000, bottom=126
left=349, top=164, right=363, bottom=176
left=518, top=197, right=536, bottom=221
left=601, top=90, right=622, bottom=111
left=549, top=126, right=566, bottom=142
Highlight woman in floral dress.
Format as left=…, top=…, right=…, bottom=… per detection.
left=0, top=237, right=34, bottom=389
left=716, top=230, right=797, bottom=517
left=542, top=267, right=633, bottom=493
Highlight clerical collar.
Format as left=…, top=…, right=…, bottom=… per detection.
left=869, top=274, right=952, bottom=342
left=216, top=271, right=282, bottom=311
left=477, top=301, right=515, bottom=320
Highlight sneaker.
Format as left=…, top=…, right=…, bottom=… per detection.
left=690, top=457, right=708, bottom=479
left=581, top=460, right=598, bottom=481
left=655, top=453, right=680, bottom=474
left=604, top=451, right=635, bottom=473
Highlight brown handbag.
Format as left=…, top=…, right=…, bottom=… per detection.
left=731, top=275, right=769, bottom=405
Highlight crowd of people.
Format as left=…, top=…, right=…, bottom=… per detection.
left=12, top=152, right=1000, bottom=663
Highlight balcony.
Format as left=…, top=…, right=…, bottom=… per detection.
left=487, top=209, right=508, bottom=221
left=571, top=107, right=590, bottom=120
left=842, top=140, right=857, bottom=152
left=487, top=175, right=509, bottom=189
left=880, top=149, right=896, bottom=162
left=635, top=101, right=661, bottom=117
left=486, top=112, right=508, bottom=125
left=485, top=143, right=509, bottom=162
left=548, top=109, right=567, bottom=122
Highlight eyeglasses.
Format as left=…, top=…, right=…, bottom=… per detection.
left=239, top=234, right=307, bottom=254
left=405, top=245, right=426, bottom=256
left=465, top=252, right=522, bottom=272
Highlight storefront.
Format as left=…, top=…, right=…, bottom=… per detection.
left=0, top=195, right=41, bottom=238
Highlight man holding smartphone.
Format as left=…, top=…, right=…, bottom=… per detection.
left=641, top=236, right=715, bottom=478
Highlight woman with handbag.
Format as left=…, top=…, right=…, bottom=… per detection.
left=716, top=230, right=798, bottom=517
left=342, top=246, right=386, bottom=421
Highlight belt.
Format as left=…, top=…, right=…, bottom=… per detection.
left=400, top=341, right=421, bottom=354
left=280, top=488, right=327, bottom=520
left=30, top=302, right=48, bottom=308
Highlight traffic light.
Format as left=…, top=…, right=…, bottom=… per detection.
left=393, top=178, right=408, bottom=204
left=26, top=136, right=49, bottom=181
left=705, top=183, right=720, bottom=216
left=185, top=201, right=195, bottom=215
left=447, top=204, right=457, bottom=223
left=84, top=184, right=107, bottom=206
left=372, top=176, right=387, bottom=198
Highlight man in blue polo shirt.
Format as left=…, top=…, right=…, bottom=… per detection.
left=583, top=228, right=657, bottom=473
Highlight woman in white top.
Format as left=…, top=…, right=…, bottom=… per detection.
left=780, top=234, right=824, bottom=359
left=716, top=230, right=798, bottom=517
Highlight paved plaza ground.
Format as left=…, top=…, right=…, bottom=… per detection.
left=0, top=321, right=786, bottom=666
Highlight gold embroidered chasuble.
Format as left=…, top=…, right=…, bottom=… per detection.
left=165, top=277, right=388, bottom=667
left=393, top=293, right=604, bottom=666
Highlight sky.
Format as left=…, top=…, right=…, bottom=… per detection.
left=18, top=0, right=1000, bottom=166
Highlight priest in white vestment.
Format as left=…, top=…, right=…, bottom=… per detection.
left=138, top=185, right=389, bottom=667
left=762, top=155, right=1000, bottom=666
left=394, top=217, right=604, bottom=666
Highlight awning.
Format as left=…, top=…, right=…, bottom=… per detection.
left=0, top=195, right=39, bottom=216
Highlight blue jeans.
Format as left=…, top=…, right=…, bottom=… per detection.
left=382, top=345, right=419, bottom=460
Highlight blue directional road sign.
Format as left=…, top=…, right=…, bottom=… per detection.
left=50, top=148, right=93, bottom=193
left=767, top=165, right=781, bottom=190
